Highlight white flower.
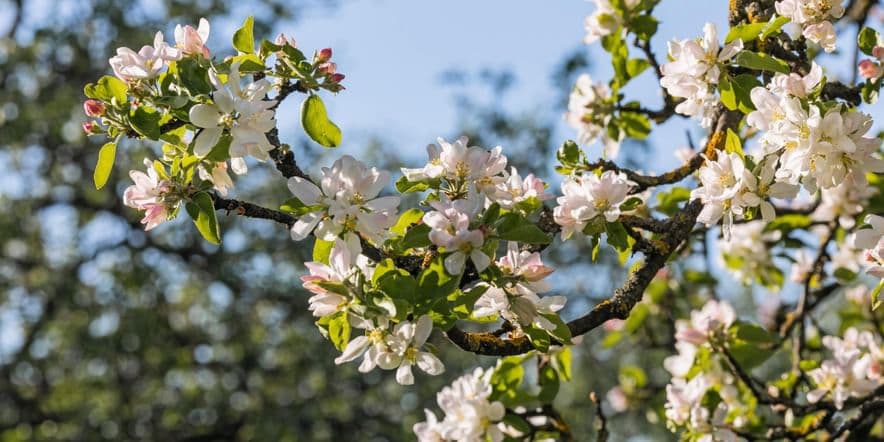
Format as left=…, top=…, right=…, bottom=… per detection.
left=665, top=376, right=710, bottom=425
left=334, top=318, right=398, bottom=373
left=174, top=18, right=211, bottom=58
left=414, top=367, right=507, bottom=442
left=673, top=299, right=736, bottom=346
left=109, top=32, right=180, bottom=82
left=197, top=158, right=247, bottom=197
left=775, top=0, right=844, bottom=52
left=554, top=170, right=634, bottom=239
left=851, top=214, right=884, bottom=278
left=660, top=23, right=742, bottom=127
left=718, top=221, right=779, bottom=284
left=401, top=136, right=507, bottom=191
left=565, top=74, right=620, bottom=157
left=691, top=152, right=750, bottom=238
left=812, top=176, right=876, bottom=229
left=287, top=155, right=400, bottom=243
left=385, top=315, right=444, bottom=385
left=424, top=197, right=489, bottom=275
left=189, top=63, right=277, bottom=160
left=489, top=167, right=551, bottom=210
left=472, top=283, right=566, bottom=332
left=664, top=341, right=699, bottom=378
left=300, top=235, right=373, bottom=317
left=123, top=159, right=175, bottom=231
left=768, top=62, right=823, bottom=99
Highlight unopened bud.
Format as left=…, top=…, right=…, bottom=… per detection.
left=330, top=73, right=345, bottom=83
left=83, top=99, right=105, bottom=117
left=317, top=47, right=332, bottom=62
left=873, top=46, right=884, bottom=59
left=275, top=33, right=296, bottom=48
left=317, top=62, right=337, bottom=75
left=859, top=60, right=881, bottom=79
left=82, top=121, right=99, bottom=134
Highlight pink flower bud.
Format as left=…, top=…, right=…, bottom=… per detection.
left=275, top=33, right=296, bottom=48
left=873, top=46, right=884, bottom=59
left=330, top=73, right=345, bottom=83
left=82, top=121, right=98, bottom=134
left=317, top=62, right=337, bottom=75
left=83, top=99, right=105, bottom=117
left=317, top=48, right=332, bottom=62
left=859, top=59, right=880, bottom=79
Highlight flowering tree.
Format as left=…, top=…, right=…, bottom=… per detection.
left=81, top=0, right=884, bottom=439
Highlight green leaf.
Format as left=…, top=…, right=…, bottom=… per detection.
left=130, top=106, right=161, bottom=140
left=395, top=176, right=432, bottom=193
left=391, top=209, right=424, bottom=235
left=656, top=187, right=691, bottom=216
left=490, top=357, right=525, bottom=402
left=84, top=75, right=127, bottom=104
left=313, top=239, right=334, bottom=264
left=629, top=14, right=658, bottom=41
left=496, top=213, right=550, bottom=244
left=619, top=197, right=643, bottom=211
left=279, top=197, right=324, bottom=216
left=725, top=22, right=766, bottom=43
left=858, top=27, right=880, bottom=56
left=482, top=203, right=501, bottom=225
left=93, top=142, right=116, bottom=190
left=833, top=267, right=857, bottom=282
left=623, top=303, right=648, bottom=333
left=872, top=280, right=883, bottom=310
left=725, top=128, right=744, bottom=160
left=400, top=223, right=432, bottom=250
left=541, top=313, right=572, bottom=345
left=626, top=58, right=650, bottom=79
left=551, top=347, right=572, bottom=381
left=605, top=222, right=630, bottom=252
left=760, top=16, right=790, bottom=40
left=619, top=112, right=651, bottom=139
left=557, top=140, right=582, bottom=167
left=730, top=322, right=777, bottom=346
left=327, top=312, right=351, bottom=352
left=416, top=256, right=461, bottom=311
left=733, top=51, right=790, bottom=74
left=618, top=365, right=647, bottom=392
left=301, top=95, right=342, bottom=147
left=729, top=74, right=761, bottom=114
left=537, top=364, right=560, bottom=402
left=374, top=262, right=417, bottom=305
left=232, top=16, right=255, bottom=54
left=524, top=326, right=550, bottom=353
left=186, top=192, right=221, bottom=244
left=229, top=54, right=265, bottom=72
left=764, top=214, right=811, bottom=234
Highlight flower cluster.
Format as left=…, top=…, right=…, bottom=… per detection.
left=288, top=155, right=400, bottom=244
left=583, top=0, right=640, bottom=45
left=472, top=242, right=565, bottom=331
left=123, top=159, right=179, bottom=231
left=660, top=23, right=742, bottom=128
left=663, top=300, right=749, bottom=441
left=717, top=221, right=782, bottom=286
left=775, top=0, right=844, bottom=53
left=565, top=74, right=620, bottom=158
left=807, top=327, right=883, bottom=409
left=553, top=170, right=634, bottom=240
left=413, top=367, right=507, bottom=441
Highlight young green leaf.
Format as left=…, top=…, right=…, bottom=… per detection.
left=496, top=213, right=551, bottom=244
left=725, top=128, right=744, bottom=160
left=301, top=95, right=342, bottom=147
left=858, top=27, right=880, bottom=56
left=186, top=192, right=221, bottom=244
left=93, top=142, right=116, bottom=190
left=130, top=106, right=161, bottom=140
left=232, top=16, right=255, bottom=54
left=733, top=51, right=790, bottom=74
left=725, top=22, right=766, bottom=43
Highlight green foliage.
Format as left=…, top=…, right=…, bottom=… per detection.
left=725, top=23, right=767, bottom=43
left=416, top=256, right=461, bottom=311
left=186, top=192, right=221, bottom=244
left=130, top=106, right=162, bottom=139
left=733, top=51, right=790, bottom=74
left=93, top=142, right=117, bottom=190
left=724, top=128, right=744, bottom=160
left=655, top=186, right=691, bottom=216
left=720, top=74, right=760, bottom=114
left=858, top=27, right=880, bottom=56
left=327, top=311, right=351, bottom=351
left=301, top=95, right=343, bottom=147
left=496, top=213, right=551, bottom=244
left=313, top=239, right=335, bottom=264
left=233, top=16, right=256, bottom=54
left=760, top=16, right=790, bottom=40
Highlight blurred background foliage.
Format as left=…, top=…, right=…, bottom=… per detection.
left=0, top=1, right=683, bottom=440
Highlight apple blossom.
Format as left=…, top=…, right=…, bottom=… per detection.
left=583, top=0, right=641, bottom=45
left=414, top=367, right=507, bottom=442
left=489, top=167, right=552, bottom=210
left=384, top=315, right=445, bottom=385
left=287, top=155, right=400, bottom=243
left=851, top=214, right=884, bottom=279
left=197, top=158, right=247, bottom=197
left=83, top=99, right=105, bottom=117
left=554, top=170, right=634, bottom=239
left=775, top=0, right=844, bottom=53
left=174, top=18, right=211, bottom=58
left=565, top=74, right=620, bottom=157
left=423, top=196, right=490, bottom=275
left=189, top=63, right=277, bottom=160
left=123, top=159, right=176, bottom=231
left=691, top=152, right=750, bottom=238
left=109, top=31, right=180, bottom=82
left=300, top=235, right=373, bottom=318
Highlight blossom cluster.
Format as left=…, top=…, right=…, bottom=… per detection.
left=775, top=0, right=844, bottom=53
left=807, top=327, right=883, bottom=409
left=553, top=170, right=635, bottom=240
left=582, top=0, right=640, bottom=45
left=852, top=214, right=884, bottom=280
left=413, top=367, right=508, bottom=442
left=660, top=23, right=742, bottom=128
left=564, top=74, right=621, bottom=158
left=663, top=300, right=748, bottom=441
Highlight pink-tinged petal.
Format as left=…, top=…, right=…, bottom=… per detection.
left=189, top=104, right=221, bottom=128
left=290, top=212, right=321, bottom=241
left=413, top=315, right=433, bottom=346
left=334, top=336, right=368, bottom=364
left=396, top=363, right=414, bottom=385
left=287, top=177, right=322, bottom=205
left=443, top=252, right=467, bottom=275
left=364, top=195, right=400, bottom=212
left=193, top=127, right=223, bottom=157
left=416, top=352, right=444, bottom=375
